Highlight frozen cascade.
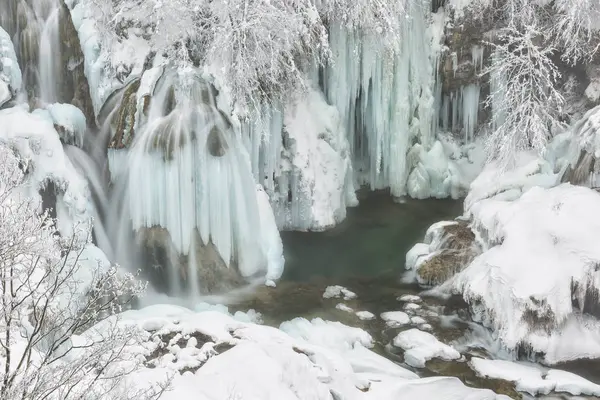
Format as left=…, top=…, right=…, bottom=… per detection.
left=321, top=0, right=439, bottom=198
left=107, top=69, right=284, bottom=296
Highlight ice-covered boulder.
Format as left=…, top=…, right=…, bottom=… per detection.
left=407, top=137, right=485, bottom=200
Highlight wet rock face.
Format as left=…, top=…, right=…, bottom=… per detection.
left=58, top=1, right=95, bottom=130
left=417, top=221, right=478, bottom=286
left=137, top=227, right=245, bottom=295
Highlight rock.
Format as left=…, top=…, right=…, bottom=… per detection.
left=416, top=221, right=478, bottom=286
left=138, top=226, right=245, bottom=295
left=58, top=2, right=96, bottom=130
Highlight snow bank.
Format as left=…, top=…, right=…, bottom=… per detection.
left=470, top=357, right=600, bottom=396
left=447, top=184, right=600, bottom=363
left=393, top=328, right=461, bottom=368
left=0, top=26, right=22, bottom=106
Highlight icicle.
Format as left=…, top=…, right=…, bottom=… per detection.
left=461, top=84, right=481, bottom=143
left=471, top=45, right=484, bottom=72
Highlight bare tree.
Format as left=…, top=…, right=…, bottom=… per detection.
left=0, top=143, right=165, bottom=400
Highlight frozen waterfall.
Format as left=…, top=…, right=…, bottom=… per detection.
left=107, top=69, right=284, bottom=297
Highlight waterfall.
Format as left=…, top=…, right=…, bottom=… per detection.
left=0, top=0, right=62, bottom=104
left=105, top=69, right=284, bottom=298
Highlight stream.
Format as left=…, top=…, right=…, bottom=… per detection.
left=223, top=190, right=600, bottom=400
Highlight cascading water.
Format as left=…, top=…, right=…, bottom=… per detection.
left=0, top=0, right=62, bottom=104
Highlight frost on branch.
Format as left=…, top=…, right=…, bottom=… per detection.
left=86, top=0, right=413, bottom=112
left=485, top=26, right=564, bottom=168
left=0, top=143, right=164, bottom=399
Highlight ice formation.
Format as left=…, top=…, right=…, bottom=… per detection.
left=0, top=26, right=22, bottom=106
left=242, top=87, right=357, bottom=231
left=322, top=1, right=438, bottom=198
left=109, top=70, right=285, bottom=291
left=440, top=84, right=481, bottom=142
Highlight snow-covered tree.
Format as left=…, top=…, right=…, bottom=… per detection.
left=89, top=0, right=411, bottom=112
left=0, top=143, right=163, bottom=399
left=462, top=0, right=599, bottom=166
left=485, top=26, right=564, bottom=167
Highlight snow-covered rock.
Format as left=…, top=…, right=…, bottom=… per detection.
left=104, top=306, right=511, bottom=400
left=381, top=311, right=411, bottom=328
left=447, top=184, right=600, bottom=363
left=393, top=328, right=461, bottom=368
left=323, top=285, right=357, bottom=300
left=356, top=311, right=376, bottom=321
left=470, top=358, right=600, bottom=397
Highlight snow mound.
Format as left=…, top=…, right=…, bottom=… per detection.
left=323, top=285, right=357, bottom=300
left=337, top=303, right=354, bottom=313
left=470, top=357, right=600, bottom=396
left=381, top=311, right=411, bottom=327
left=393, top=329, right=461, bottom=368
left=280, top=317, right=373, bottom=352
left=448, top=184, right=600, bottom=363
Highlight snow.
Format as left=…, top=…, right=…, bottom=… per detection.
left=337, top=303, right=354, bottom=313
left=381, top=311, right=411, bottom=327
left=66, top=0, right=151, bottom=115
left=355, top=311, right=376, bottom=321
left=447, top=184, right=600, bottom=363
left=470, top=358, right=600, bottom=396
left=36, top=103, right=87, bottom=147
left=0, top=26, right=22, bottom=106
left=393, top=329, right=461, bottom=368
left=398, top=294, right=422, bottom=303
left=323, top=285, right=357, bottom=300
left=0, top=106, right=93, bottom=239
